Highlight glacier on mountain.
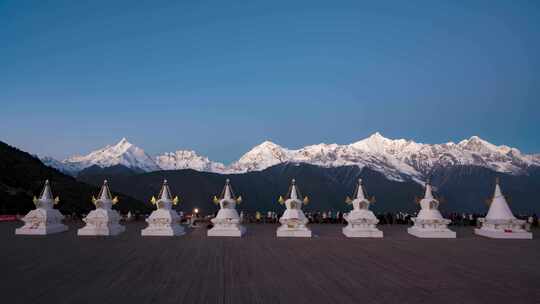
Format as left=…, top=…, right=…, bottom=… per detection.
left=43, top=138, right=160, bottom=174
left=41, top=133, right=540, bottom=182
left=155, top=150, right=226, bottom=172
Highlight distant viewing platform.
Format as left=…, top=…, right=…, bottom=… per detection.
left=2, top=222, right=539, bottom=304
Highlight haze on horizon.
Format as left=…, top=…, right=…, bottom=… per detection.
left=1, top=1, right=539, bottom=163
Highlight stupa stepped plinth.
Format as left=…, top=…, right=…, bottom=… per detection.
left=78, top=180, right=126, bottom=236
left=141, top=179, right=185, bottom=236
left=475, top=178, right=532, bottom=239
left=15, top=180, right=68, bottom=235
left=276, top=179, right=312, bottom=237
left=407, top=179, right=456, bottom=238
left=343, top=178, right=383, bottom=238
left=208, top=179, right=246, bottom=237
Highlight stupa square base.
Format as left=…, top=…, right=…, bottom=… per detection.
left=474, top=228, right=532, bottom=239
left=15, top=224, right=68, bottom=235
left=276, top=227, right=312, bottom=237
left=407, top=227, right=456, bottom=238
left=207, top=225, right=246, bottom=237
left=77, top=225, right=125, bottom=236
left=342, top=227, right=383, bottom=238
left=141, top=226, right=185, bottom=236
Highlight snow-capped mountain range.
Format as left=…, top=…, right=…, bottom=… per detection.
left=41, top=133, right=540, bottom=182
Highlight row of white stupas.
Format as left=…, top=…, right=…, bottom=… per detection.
left=15, top=177, right=532, bottom=239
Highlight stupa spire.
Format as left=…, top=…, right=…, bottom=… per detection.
left=290, top=179, right=299, bottom=200
left=99, top=180, right=113, bottom=201
left=223, top=178, right=233, bottom=200
left=493, top=177, right=504, bottom=198
left=424, top=178, right=434, bottom=200
left=39, top=179, right=54, bottom=201
left=159, top=179, right=172, bottom=201
left=355, top=178, right=366, bottom=200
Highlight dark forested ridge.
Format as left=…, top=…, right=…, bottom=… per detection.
left=77, top=162, right=540, bottom=214
left=0, top=141, right=150, bottom=214
left=78, top=163, right=424, bottom=214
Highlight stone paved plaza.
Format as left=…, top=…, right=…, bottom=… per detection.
left=1, top=222, right=539, bottom=304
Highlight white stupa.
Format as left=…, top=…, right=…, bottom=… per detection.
left=77, top=180, right=126, bottom=236
left=15, top=180, right=68, bottom=235
left=141, top=180, right=185, bottom=236
left=475, top=178, right=532, bottom=239
left=208, top=179, right=246, bottom=237
left=407, top=179, right=456, bottom=238
left=342, top=178, right=383, bottom=238
left=276, top=179, right=312, bottom=237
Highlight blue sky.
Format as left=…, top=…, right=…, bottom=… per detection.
left=1, top=0, right=539, bottom=163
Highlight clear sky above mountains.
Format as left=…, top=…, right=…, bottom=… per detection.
left=1, top=0, right=539, bottom=163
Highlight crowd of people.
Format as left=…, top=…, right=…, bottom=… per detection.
left=234, top=210, right=539, bottom=229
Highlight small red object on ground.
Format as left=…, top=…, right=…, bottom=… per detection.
left=0, top=215, right=18, bottom=222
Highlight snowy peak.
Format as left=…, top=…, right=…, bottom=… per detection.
left=229, top=141, right=291, bottom=172
left=351, top=132, right=416, bottom=154
left=63, top=138, right=160, bottom=172
left=457, top=135, right=515, bottom=155
left=362, top=132, right=389, bottom=144
left=246, top=140, right=288, bottom=155
left=114, top=137, right=132, bottom=150
left=258, top=140, right=281, bottom=148
left=155, top=150, right=226, bottom=172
